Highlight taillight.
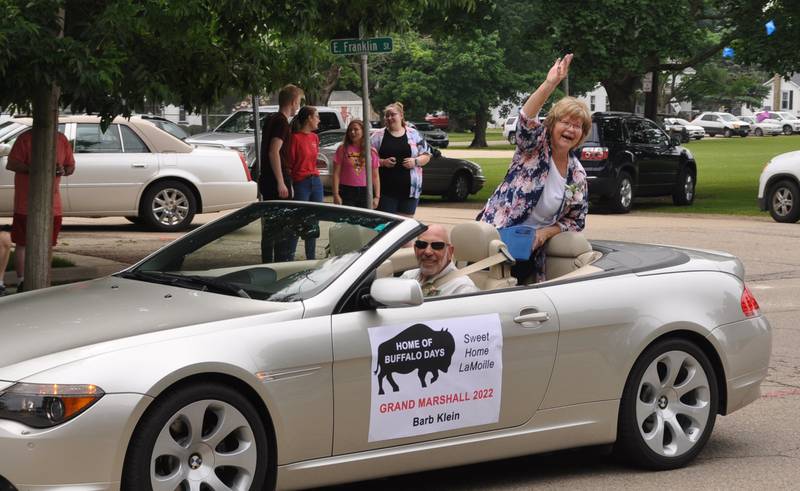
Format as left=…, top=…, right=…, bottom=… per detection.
left=316, top=157, right=328, bottom=171
left=238, top=152, right=252, bottom=181
left=580, top=147, right=609, bottom=161
left=741, top=285, right=760, bottom=318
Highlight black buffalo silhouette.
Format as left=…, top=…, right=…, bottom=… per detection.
left=374, top=323, right=456, bottom=395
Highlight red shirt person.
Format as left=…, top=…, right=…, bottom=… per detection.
left=5, top=130, right=75, bottom=291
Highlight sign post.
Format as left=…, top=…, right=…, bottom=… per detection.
left=331, top=30, right=393, bottom=209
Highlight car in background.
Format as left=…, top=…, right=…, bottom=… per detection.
left=0, top=199, right=771, bottom=489
left=186, top=106, right=346, bottom=171
left=132, top=115, right=190, bottom=140
left=317, top=129, right=484, bottom=201
left=738, top=116, right=782, bottom=137
left=762, top=111, right=800, bottom=135
left=503, top=116, right=518, bottom=144
left=408, top=121, right=449, bottom=148
left=691, top=112, right=750, bottom=137
left=0, top=116, right=255, bottom=231
left=425, top=111, right=449, bottom=130
left=758, top=150, right=800, bottom=223
left=579, top=112, right=697, bottom=213
left=663, top=117, right=705, bottom=141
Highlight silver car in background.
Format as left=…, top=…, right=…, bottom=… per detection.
left=0, top=201, right=771, bottom=489
left=0, top=116, right=256, bottom=231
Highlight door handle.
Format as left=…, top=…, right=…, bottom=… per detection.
left=131, top=163, right=147, bottom=168
left=514, top=311, right=550, bottom=325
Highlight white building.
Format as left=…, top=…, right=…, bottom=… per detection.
left=740, top=74, right=799, bottom=117
left=327, top=90, right=365, bottom=124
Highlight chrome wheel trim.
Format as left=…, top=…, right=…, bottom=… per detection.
left=683, top=174, right=694, bottom=201
left=454, top=174, right=468, bottom=200
left=772, top=187, right=794, bottom=217
left=152, top=187, right=190, bottom=227
left=151, top=399, right=258, bottom=491
left=620, top=178, right=632, bottom=208
left=635, top=350, right=711, bottom=458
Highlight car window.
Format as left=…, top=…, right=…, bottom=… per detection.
left=506, top=117, right=517, bottom=126
left=120, top=126, right=150, bottom=153
left=702, top=114, right=715, bottom=121
left=318, top=113, right=341, bottom=132
left=642, top=120, right=669, bottom=145
left=155, top=120, right=189, bottom=140
left=75, top=124, right=123, bottom=153
left=318, top=131, right=345, bottom=148
left=600, top=118, right=624, bottom=143
left=127, top=202, right=401, bottom=302
left=414, top=122, right=435, bottom=131
left=626, top=119, right=650, bottom=144
left=769, top=113, right=782, bottom=120
left=216, top=111, right=271, bottom=133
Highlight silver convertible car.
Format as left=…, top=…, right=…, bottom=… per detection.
left=0, top=202, right=771, bottom=490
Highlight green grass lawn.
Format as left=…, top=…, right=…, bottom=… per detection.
left=447, top=128, right=504, bottom=143
left=464, top=135, right=800, bottom=215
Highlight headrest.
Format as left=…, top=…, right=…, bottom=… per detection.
left=329, top=223, right=378, bottom=256
left=545, top=231, right=592, bottom=258
left=451, top=221, right=500, bottom=263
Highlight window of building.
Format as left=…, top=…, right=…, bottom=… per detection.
left=781, top=90, right=794, bottom=110
left=590, top=95, right=596, bottom=112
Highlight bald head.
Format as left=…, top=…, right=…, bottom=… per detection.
left=414, top=224, right=454, bottom=280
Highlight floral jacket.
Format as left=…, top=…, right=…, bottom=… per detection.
left=478, top=110, right=589, bottom=282
left=370, top=125, right=431, bottom=199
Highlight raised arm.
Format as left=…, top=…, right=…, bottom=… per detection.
left=521, top=54, right=573, bottom=118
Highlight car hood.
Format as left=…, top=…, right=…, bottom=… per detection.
left=186, top=132, right=255, bottom=147
left=685, top=124, right=704, bottom=131
left=0, top=276, right=297, bottom=370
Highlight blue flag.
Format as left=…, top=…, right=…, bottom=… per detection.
left=766, top=20, right=776, bottom=36
left=722, top=47, right=735, bottom=58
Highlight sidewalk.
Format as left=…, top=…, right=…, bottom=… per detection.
left=2, top=252, right=128, bottom=293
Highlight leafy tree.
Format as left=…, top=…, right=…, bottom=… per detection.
left=675, top=60, right=770, bottom=112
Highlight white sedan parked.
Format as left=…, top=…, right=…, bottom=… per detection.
left=0, top=116, right=256, bottom=231
left=758, top=150, right=800, bottom=222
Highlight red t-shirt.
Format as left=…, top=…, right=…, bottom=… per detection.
left=287, top=131, right=320, bottom=182
left=9, top=130, right=75, bottom=216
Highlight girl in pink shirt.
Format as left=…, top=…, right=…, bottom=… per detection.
left=333, top=120, right=381, bottom=209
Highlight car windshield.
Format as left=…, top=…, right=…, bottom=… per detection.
left=719, top=114, right=738, bottom=122
left=413, top=122, right=435, bottom=131
left=674, top=118, right=690, bottom=125
left=156, top=120, right=189, bottom=140
left=216, top=111, right=272, bottom=133
left=776, top=112, right=794, bottom=119
left=121, top=202, right=400, bottom=302
left=0, top=122, right=25, bottom=141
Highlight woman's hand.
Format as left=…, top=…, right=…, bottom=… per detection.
left=333, top=194, right=342, bottom=205
left=402, top=157, right=416, bottom=169
left=381, top=157, right=396, bottom=167
left=372, top=196, right=380, bottom=209
left=545, top=54, right=573, bottom=87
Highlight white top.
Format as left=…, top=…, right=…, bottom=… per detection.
left=401, top=262, right=479, bottom=297
left=524, top=156, right=566, bottom=227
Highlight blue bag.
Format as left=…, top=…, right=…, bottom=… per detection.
left=498, top=225, right=536, bottom=260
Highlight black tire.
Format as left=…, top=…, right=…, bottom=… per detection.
left=768, top=179, right=800, bottom=223
left=672, top=167, right=695, bottom=206
left=125, top=216, right=143, bottom=225
left=446, top=172, right=471, bottom=202
left=610, top=171, right=633, bottom=213
left=615, top=338, right=719, bottom=470
left=723, top=128, right=732, bottom=138
left=694, top=136, right=703, bottom=140
left=122, top=382, right=269, bottom=491
left=783, top=125, right=793, bottom=136
left=739, top=132, right=747, bottom=137
left=140, top=180, right=196, bottom=232
left=754, top=128, right=763, bottom=137
left=507, top=132, right=515, bottom=144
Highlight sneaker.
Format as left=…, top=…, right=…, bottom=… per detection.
left=16, top=281, right=23, bottom=293
left=0, top=285, right=6, bottom=297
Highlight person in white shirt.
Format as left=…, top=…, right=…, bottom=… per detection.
left=401, top=224, right=478, bottom=297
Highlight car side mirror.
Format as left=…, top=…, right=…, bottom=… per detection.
left=370, top=278, right=423, bottom=307
left=0, top=143, right=11, bottom=157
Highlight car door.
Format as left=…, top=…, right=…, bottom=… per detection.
left=701, top=113, right=721, bottom=135
left=330, top=285, right=559, bottom=454
left=641, top=119, right=681, bottom=193
left=66, top=123, right=158, bottom=214
left=624, top=118, right=660, bottom=191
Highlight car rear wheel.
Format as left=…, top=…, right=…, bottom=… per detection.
left=122, top=382, right=269, bottom=491
left=140, top=180, right=196, bottom=232
left=507, top=132, right=515, bottom=144
left=611, top=171, right=633, bottom=213
left=616, top=338, right=718, bottom=470
left=768, top=179, right=800, bottom=223
left=672, top=168, right=695, bottom=206
left=723, top=128, right=732, bottom=138
left=754, top=128, right=763, bottom=137
left=783, top=125, right=793, bottom=136
left=446, top=172, right=471, bottom=202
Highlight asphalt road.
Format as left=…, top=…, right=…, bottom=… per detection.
left=4, top=206, right=799, bottom=489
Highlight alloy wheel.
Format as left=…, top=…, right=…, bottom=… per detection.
left=771, top=186, right=794, bottom=218
left=152, top=187, right=190, bottom=227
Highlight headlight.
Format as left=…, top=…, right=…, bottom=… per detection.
left=0, top=383, right=104, bottom=428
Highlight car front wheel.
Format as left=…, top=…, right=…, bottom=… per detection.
left=446, top=172, right=471, bottom=202
left=768, top=179, right=800, bottom=223
left=611, top=171, right=633, bottom=213
left=754, top=128, right=763, bottom=137
left=723, top=128, right=732, bottom=137
left=783, top=125, right=793, bottom=136
left=507, top=132, right=515, bottom=144
left=122, top=382, right=270, bottom=491
left=616, top=338, right=718, bottom=470
left=140, top=180, right=197, bottom=231
left=672, top=168, right=695, bottom=206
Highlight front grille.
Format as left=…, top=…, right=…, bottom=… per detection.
left=0, top=475, right=18, bottom=491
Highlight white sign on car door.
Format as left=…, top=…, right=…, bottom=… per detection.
left=367, top=313, right=503, bottom=442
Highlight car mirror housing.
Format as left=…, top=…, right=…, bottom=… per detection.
left=0, top=143, right=11, bottom=157
left=370, top=278, right=424, bottom=307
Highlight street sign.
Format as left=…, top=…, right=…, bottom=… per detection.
left=331, top=37, right=393, bottom=55
left=642, top=72, right=653, bottom=93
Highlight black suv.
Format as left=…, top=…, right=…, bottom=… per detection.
left=579, top=112, right=697, bottom=213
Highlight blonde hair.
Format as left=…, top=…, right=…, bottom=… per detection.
left=543, top=97, right=592, bottom=149
left=384, top=102, right=406, bottom=126
left=278, top=84, right=304, bottom=108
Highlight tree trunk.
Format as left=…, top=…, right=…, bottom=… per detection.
left=644, top=70, right=660, bottom=121
left=602, top=76, right=639, bottom=112
left=469, top=106, right=489, bottom=148
left=305, top=64, right=342, bottom=106
left=25, top=83, right=60, bottom=290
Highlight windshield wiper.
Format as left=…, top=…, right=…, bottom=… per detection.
left=117, top=271, right=250, bottom=299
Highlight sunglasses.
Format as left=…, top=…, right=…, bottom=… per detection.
left=414, top=240, right=447, bottom=250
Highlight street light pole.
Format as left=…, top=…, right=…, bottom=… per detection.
left=360, top=22, right=374, bottom=209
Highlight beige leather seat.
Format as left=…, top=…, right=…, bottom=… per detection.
left=450, top=222, right=516, bottom=290
left=328, top=223, right=378, bottom=256
left=544, top=231, right=600, bottom=281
